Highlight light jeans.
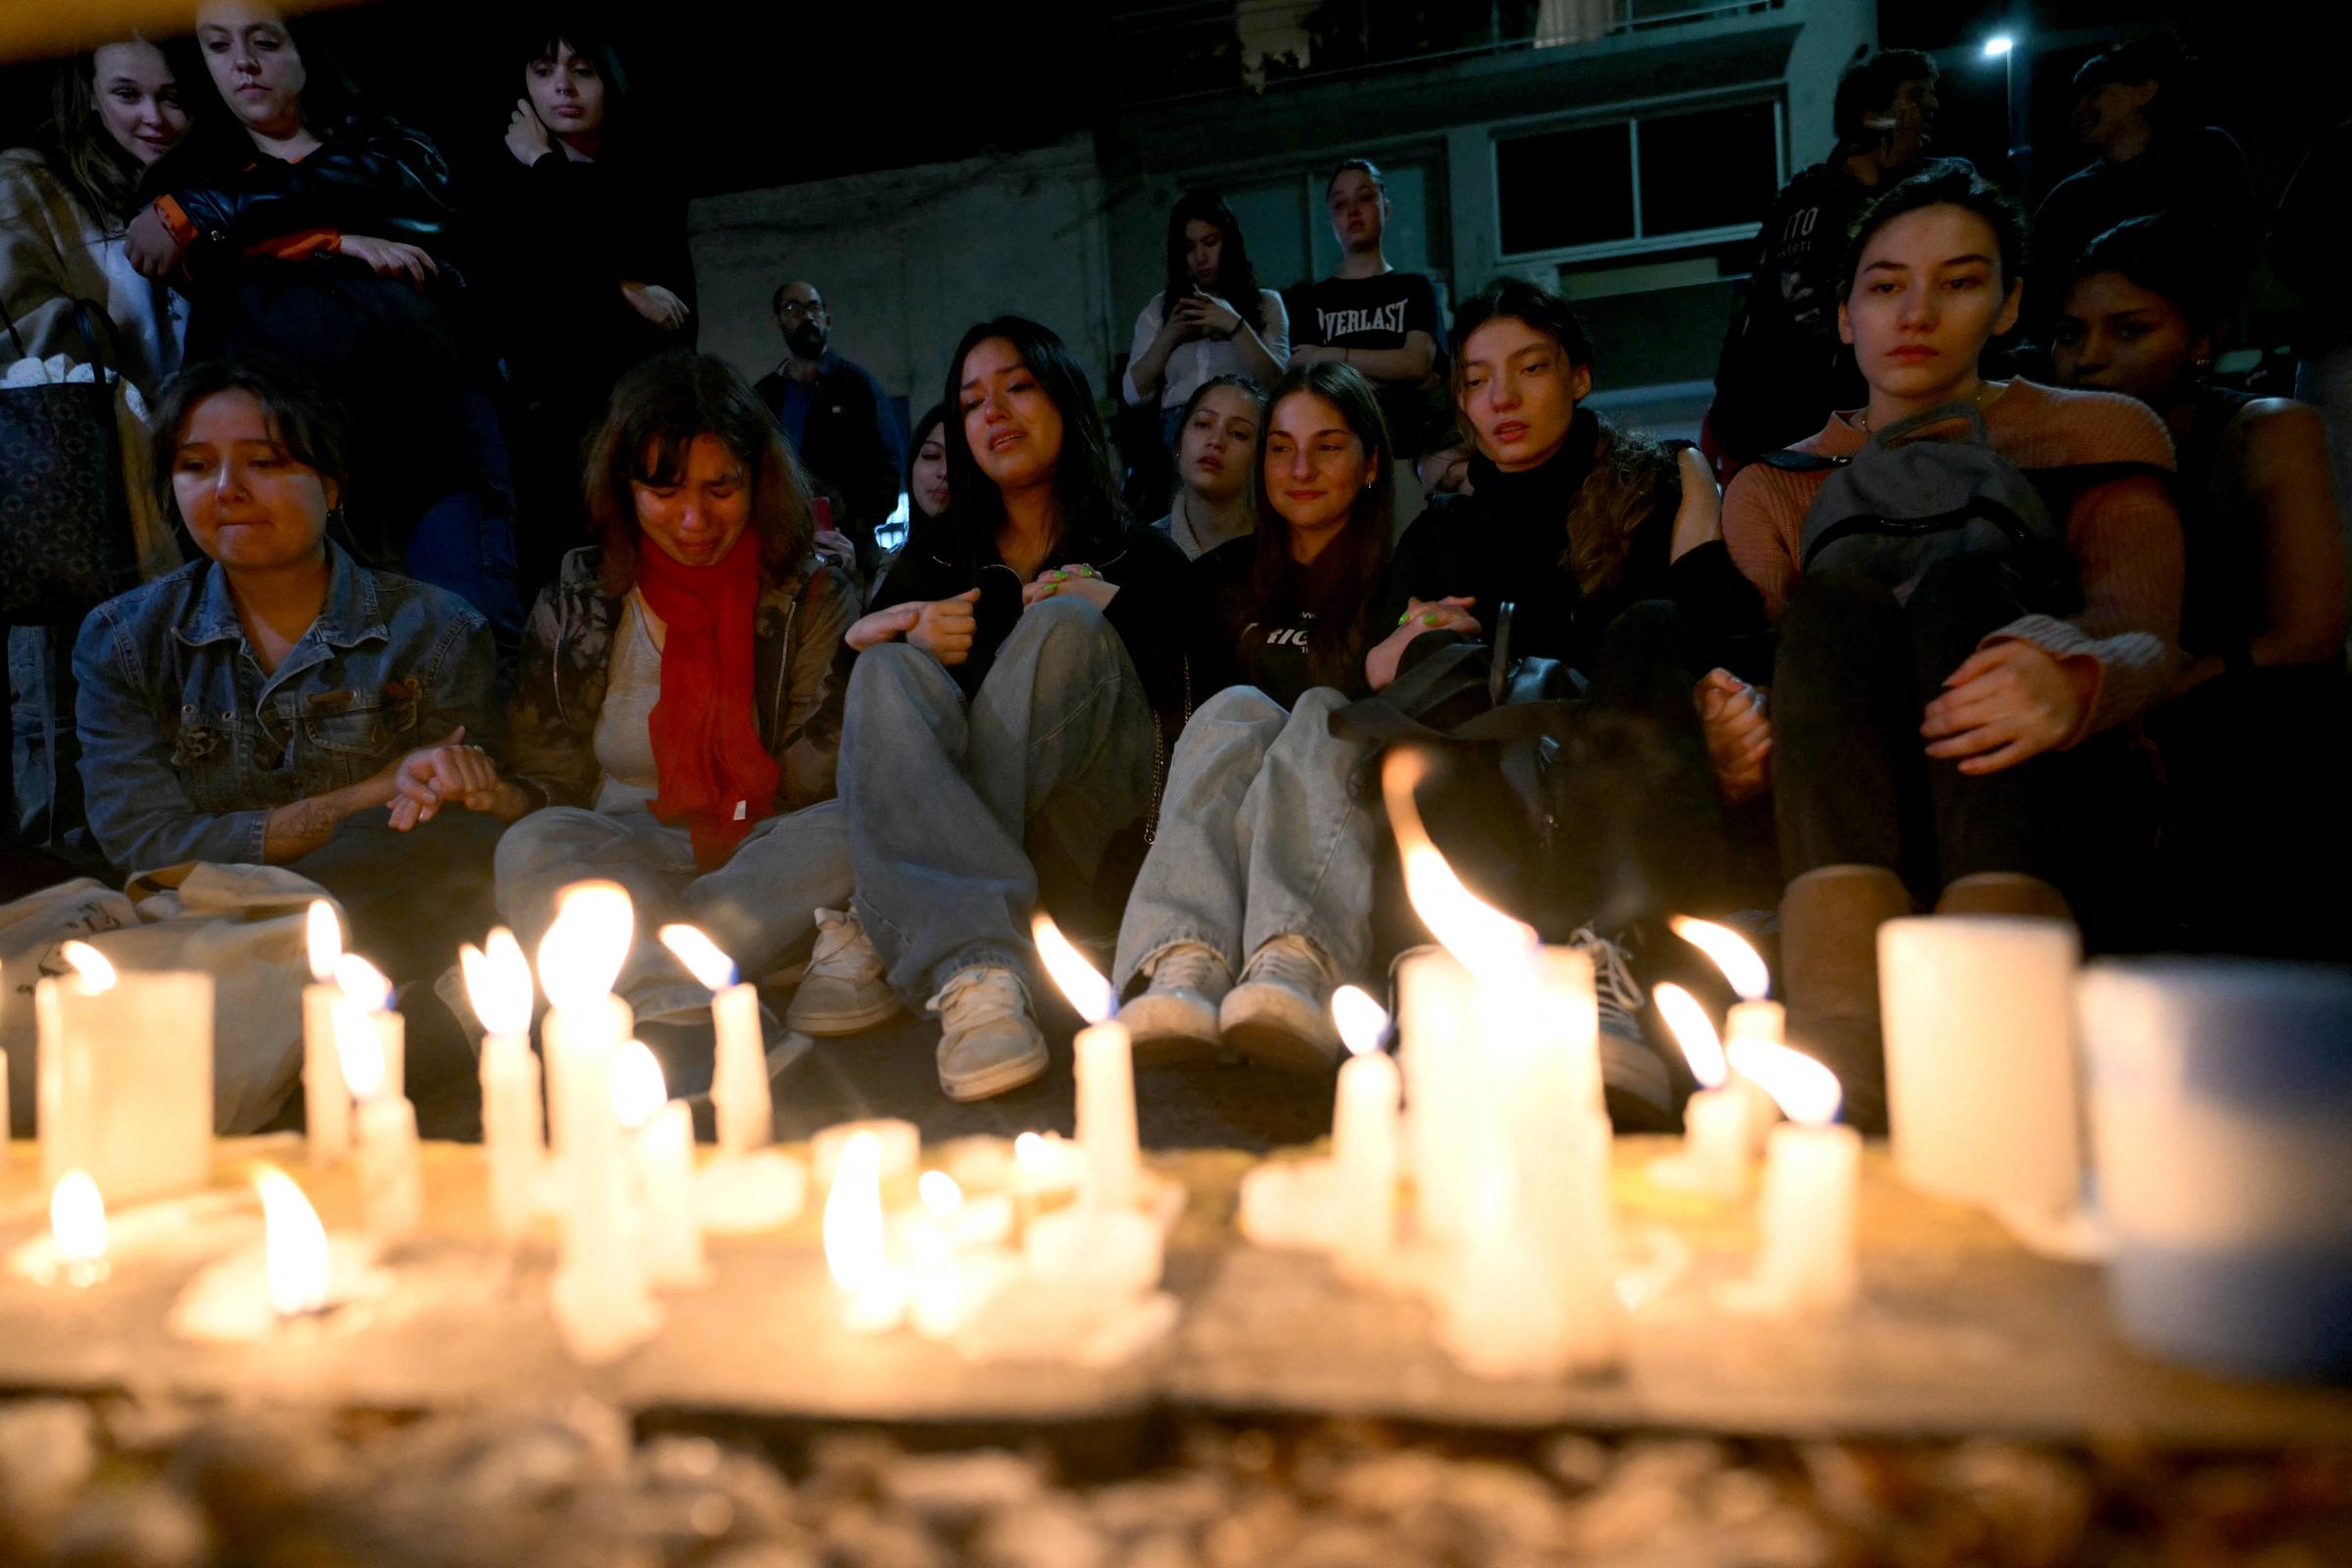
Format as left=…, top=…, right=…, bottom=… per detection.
left=1111, top=684, right=1376, bottom=991
left=840, top=597, right=1153, bottom=1004
left=494, top=799, right=854, bottom=1028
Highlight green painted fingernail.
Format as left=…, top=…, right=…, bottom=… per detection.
left=1423, top=612, right=1442, bottom=625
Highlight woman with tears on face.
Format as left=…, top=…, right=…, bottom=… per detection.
left=123, top=0, right=520, bottom=632
left=806, top=317, right=1199, bottom=1102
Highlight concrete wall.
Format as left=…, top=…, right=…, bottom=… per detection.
left=688, top=137, right=1118, bottom=417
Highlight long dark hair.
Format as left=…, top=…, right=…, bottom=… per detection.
left=903, top=402, right=948, bottom=512
left=1450, top=277, right=1677, bottom=598
left=940, top=317, right=1122, bottom=557
left=1248, top=362, right=1394, bottom=691
left=584, top=351, right=817, bottom=595
left=2068, top=213, right=2229, bottom=336
left=45, top=44, right=179, bottom=222
left=1161, top=190, right=1269, bottom=331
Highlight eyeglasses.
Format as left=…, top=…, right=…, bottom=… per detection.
left=777, top=300, right=827, bottom=319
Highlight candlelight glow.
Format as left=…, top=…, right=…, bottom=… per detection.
left=1031, top=913, right=1113, bottom=1024
left=58, top=941, right=116, bottom=992
left=306, top=900, right=342, bottom=984
left=1654, top=982, right=1728, bottom=1089
left=658, top=924, right=737, bottom=992
left=823, top=1130, right=888, bottom=1294
left=1669, top=916, right=1770, bottom=1002
left=252, top=1164, right=329, bottom=1317
left=1379, top=752, right=1536, bottom=979
left=333, top=1002, right=385, bottom=1102
left=538, top=881, right=634, bottom=1012
left=1726, top=1038, right=1842, bottom=1127
left=1331, top=985, right=1390, bottom=1058
left=50, top=1171, right=106, bottom=1265
left=461, top=928, right=536, bottom=1038
left=919, top=1169, right=962, bottom=1216
left=609, top=1040, right=667, bottom=1129
left=334, top=953, right=393, bottom=1012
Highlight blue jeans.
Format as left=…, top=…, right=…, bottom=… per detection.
left=494, top=800, right=854, bottom=1037
left=841, top=598, right=1153, bottom=1004
left=1111, top=685, right=1376, bottom=991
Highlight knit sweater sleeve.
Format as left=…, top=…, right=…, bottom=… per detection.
left=1719, top=461, right=1811, bottom=622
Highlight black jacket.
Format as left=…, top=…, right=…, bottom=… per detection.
left=866, top=509, right=1200, bottom=721
left=756, top=356, right=904, bottom=553
left=161, top=115, right=455, bottom=258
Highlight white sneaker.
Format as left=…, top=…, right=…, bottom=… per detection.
left=928, top=966, right=1049, bottom=1102
left=1120, top=944, right=1230, bottom=1065
left=1218, top=934, right=1343, bottom=1073
left=785, top=908, right=902, bottom=1037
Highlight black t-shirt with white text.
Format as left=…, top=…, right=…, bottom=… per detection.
left=1289, top=270, right=1445, bottom=453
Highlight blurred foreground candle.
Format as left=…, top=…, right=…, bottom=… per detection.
left=823, top=1129, right=902, bottom=1332
left=538, top=883, right=635, bottom=1179
left=333, top=953, right=403, bottom=1100
left=1329, top=985, right=1398, bottom=1278
left=1033, top=915, right=1137, bottom=1213
left=336, top=1004, right=421, bottom=1246
left=1731, top=1038, right=1858, bottom=1311
left=661, top=924, right=769, bottom=1156
left=254, top=1163, right=329, bottom=1318
left=612, top=1042, right=706, bottom=1289
left=1654, top=983, right=1747, bottom=1197
left=49, top=1170, right=108, bottom=1287
left=1671, top=915, right=1782, bottom=1151
left=1880, top=916, right=2082, bottom=1216
left=37, top=942, right=212, bottom=1203
left=1395, top=947, right=1475, bottom=1236
left=549, top=1041, right=661, bottom=1361
left=463, top=931, right=544, bottom=1241
left=302, top=902, right=350, bottom=1165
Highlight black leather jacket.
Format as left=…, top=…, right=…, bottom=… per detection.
left=162, top=116, right=455, bottom=256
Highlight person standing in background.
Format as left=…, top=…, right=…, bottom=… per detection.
left=1121, top=190, right=1289, bottom=449
left=756, top=280, right=904, bottom=581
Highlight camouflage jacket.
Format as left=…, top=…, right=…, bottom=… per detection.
left=506, top=545, right=859, bottom=813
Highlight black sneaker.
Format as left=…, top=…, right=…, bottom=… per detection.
left=1565, top=924, right=1677, bottom=1133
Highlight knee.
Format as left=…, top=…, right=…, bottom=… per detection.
left=1781, top=571, right=1898, bottom=663
left=1012, top=595, right=1114, bottom=662
left=849, top=640, right=956, bottom=710
left=1195, top=684, right=1288, bottom=728
left=492, top=805, right=601, bottom=883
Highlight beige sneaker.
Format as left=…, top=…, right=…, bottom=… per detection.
left=786, top=907, right=902, bottom=1037
left=1217, top=934, right=1343, bottom=1073
left=928, top=966, right=1049, bottom=1102
left=1119, top=943, right=1230, bottom=1066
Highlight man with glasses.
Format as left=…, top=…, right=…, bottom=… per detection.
left=756, top=280, right=904, bottom=577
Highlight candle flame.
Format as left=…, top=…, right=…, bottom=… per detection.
left=658, top=924, right=737, bottom=992
left=305, top=900, right=342, bottom=985
left=461, top=928, right=536, bottom=1038
left=823, top=1130, right=888, bottom=1295
left=58, top=941, right=116, bottom=992
left=1030, top=913, right=1113, bottom=1024
left=919, top=1169, right=962, bottom=1216
left=333, top=953, right=392, bottom=1012
left=332, top=1001, right=385, bottom=1101
left=1726, top=1038, right=1842, bottom=1127
left=50, top=1171, right=106, bottom=1264
left=1379, top=752, right=1536, bottom=982
left=252, top=1164, right=329, bottom=1317
left=1669, top=916, right=1770, bottom=1002
left=537, top=881, right=633, bottom=1012
left=1653, top=982, right=1728, bottom=1089
left=1331, top=984, right=1390, bottom=1058
left=609, top=1040, right=667, bottom=1129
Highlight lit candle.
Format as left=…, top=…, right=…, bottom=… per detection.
left=462, top=930, right=544, bottom=1241
left=811, top=1118, right=920, bottom=1189
left=48, top=1170, right=108, bottom=1288
left=1653, top=982, right=1748, bottom=1197
left=1033, top=915, right=1137, bottom=1214
left=612, top=1041, right=706, bottom=1290
left=1328, top=985, right=1399, bottom=1278
left=253, top=1163, right=329, bottom=1319
left=333, top=953, right=404, bottom=1101
left=36, top=942, right=213, bottom=1203
left=660, top=924, right=770, bottom=1157
left=1394, top=946, right=1474, bottom=1239
left=1730, top=1037, right=1859, bottom=1311
left=898, top=1171, right=1017, bottom=1341
left=823, top=1129, right=902, bottom=1332
left=1672, top=915, right=1783, bottom=1152
left=301, top=901, right=351, bottom=1165
left=335, top=1004, right=421, bottom=1247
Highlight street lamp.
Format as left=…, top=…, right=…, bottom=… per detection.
left=1985, top=31, right=2031, bottom=192
left=1984, top=34, right=2015, bottom=58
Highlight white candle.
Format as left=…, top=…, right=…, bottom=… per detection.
left=1328, top=986, right=1399, bottom=1277
left=822, top=1129, right=902, bottom=1332
left=333, top=953, right=404, bottom=1100
left=1025, top=1204, right=1162, bottom=1298
left=1653, top=982, right=1747, bottom=1197
left=36, top=943, right=213, bottom=1204
left=462, top=932, right=544, bottom=1241
left=335, top=1004, right=422, bottom=1247
left=1396, top=947, right=1476, bottom=1238
left=1731, top=1038, right=1859, bottom=1311
left=612, top=1042, right=706, bottom=1290
left=48, top=1170, right=108, bottom=1287
left=1722, top=1001, right=1788, bottom=1152
left=1879, top=916, right=2082, bottom=1214
left=811, top=1118, right=920, bottom=1189
left=660, top=924, right=770, bottom=1157
left=1033, top=915, right=1138, bottom=1213
left=302, top=902, right=350, bottom=1166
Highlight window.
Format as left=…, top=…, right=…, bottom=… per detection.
left=1495, top=98, right=1782, bottom=259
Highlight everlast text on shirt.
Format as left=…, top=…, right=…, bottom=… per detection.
left=1317, top=302, right=1411, bottom=341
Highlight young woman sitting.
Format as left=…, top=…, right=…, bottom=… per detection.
left=1154, top=374, right=1265, bottom=561
left=1114, top=362, right=1394, bottom=1067
left=1724, top=165, right=2185, bottom=1130
left=817, top=317, right=1199, bottom=1102
left=2052, top=215, right=2349, bottom=956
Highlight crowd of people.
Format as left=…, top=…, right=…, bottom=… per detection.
left=4, top=6, right=2345, bottom=1142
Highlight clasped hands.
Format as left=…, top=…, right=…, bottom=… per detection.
left=845, top=566, right=1118, bottom=666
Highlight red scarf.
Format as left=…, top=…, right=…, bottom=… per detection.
left=634, top=530, right=779, bottom=869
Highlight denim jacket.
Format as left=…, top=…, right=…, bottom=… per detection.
left=74, top=542, right=496, bottom=873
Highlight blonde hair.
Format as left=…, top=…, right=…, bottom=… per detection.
left=1562, top=419, right=1679, bottom=597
